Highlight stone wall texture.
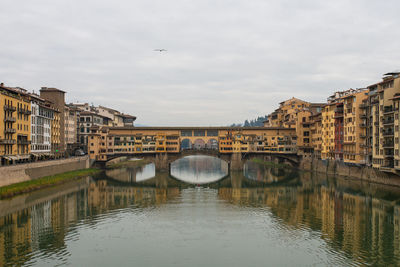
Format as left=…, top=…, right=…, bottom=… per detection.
left=299, top=158, right=400, bottom=187
left=0, top=156, right=90, bottom=187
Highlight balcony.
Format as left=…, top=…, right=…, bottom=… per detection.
left=334, top=112, right=343, bottom=118
left=17, top=140, right=31, bottom=145
left=359, top=114, right=367, bottom=119
left=5, top=128, right=16, bottom=134
left=360, top=134, right=366, bottom=138
left=4, top=105, right=16, bottom=112
left=383, top=119, right=394, bottom=125
left=18, top=108, right=31, bottom=115
left=359, top=123, right=367, bottom=128
left=359, top=103, right=368, bottom=109
left=0, top=139, right=16, bottom=145
left=382, top=131, right=394, bottom=136
left=4, top=116, right=16, bottom=123
left=383, top=142, right=394, bottom=148
left=383, top=106, right=394, bottom=114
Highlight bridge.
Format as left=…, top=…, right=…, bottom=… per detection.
left=89, top=126, right=300, bottom=169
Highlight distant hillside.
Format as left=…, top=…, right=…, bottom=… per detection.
left=230, top=115, right=268, bottom=127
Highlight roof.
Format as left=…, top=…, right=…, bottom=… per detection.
left=40, top=87, right=66, bottom=94
left=109, top=126, right=296, bottom=131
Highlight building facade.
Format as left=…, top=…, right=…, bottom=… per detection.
left=0, top=84, right=31, bottom=163
left=30, top=94, right=54, bottom=156
left=40, top=87, right=66, bottom=154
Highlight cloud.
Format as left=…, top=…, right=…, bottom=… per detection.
left=0, top=0, right=399, bottom=126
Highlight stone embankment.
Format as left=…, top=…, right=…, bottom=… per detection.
left=0, top=156, right=90, bottom=187
left=300, top=158, right=400, bottom=186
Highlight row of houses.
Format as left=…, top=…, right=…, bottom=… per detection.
left=264, top=71, right=400, bottom=172
left=0, top=84, right=136, bottom=165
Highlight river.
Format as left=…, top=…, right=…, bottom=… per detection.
left=1, top=155, right=400, bottom=266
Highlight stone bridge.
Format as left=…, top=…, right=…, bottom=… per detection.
left=105, top=149, right=300, bottom=171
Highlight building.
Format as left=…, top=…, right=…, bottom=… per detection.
left=367, top=72, right=400, bottom=171
left=88, top=127, right=297, bottom=162
left=310, top=112, right=323, bottom=159
left=30, top=94, right=55, bottom=157
left=342, top=89, right=369, bottom=164
left=40, top=87, right=66, bottom=154
left=51, top=109, right=61, bottom=155
left=64, top=104, right=80, bottom=154
left=264, top=97, right=323, bottom=129
left=0, top=84, right=31, bottom=164
left=321, top=88, right=367, bottom=163
left=78, top=111, right=106, bottom=152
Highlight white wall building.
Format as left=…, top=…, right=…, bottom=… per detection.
left=30, top=95, right=54, bottom=155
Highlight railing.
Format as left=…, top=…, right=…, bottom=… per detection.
left=17, top=140, right=31, bottom=145
left=383, top=106, right=394, bottom=114
left=5, top=128, right=16, bottom=134
left=18, top=108, right=31, bottom=115
left=359, top=103, right=368, bottom=109
left=0, top=139, right=16, bottom=145
left=4, top=105, right=16, bottom=112
left=4, top=116, right=16, bottom=122
left=383, top=142, right=394, bottom=148
left=382, top=131, right=394, bottom=136
left=383, top=119, right=394, bottom=125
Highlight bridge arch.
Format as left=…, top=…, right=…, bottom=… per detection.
left=193, top=139, right=206, bottom=150
left=206, top=138, right=218, bottom=150
left=181, top=138, right=192, bottom=150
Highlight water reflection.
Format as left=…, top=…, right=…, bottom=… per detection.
left=243, top=160, right=298, bottom=184
left=170, top=155, right=229, bottom=184
left=1, top=158, right=400, bottom=266
left=105, top=162, right=156, bottom=183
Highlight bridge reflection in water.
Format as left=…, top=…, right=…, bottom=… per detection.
left=1, top=156, right=400, bottom=266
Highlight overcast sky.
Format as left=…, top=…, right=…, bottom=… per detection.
left=0, top=0, right=399, bottom=126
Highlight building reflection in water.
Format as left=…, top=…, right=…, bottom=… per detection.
left=0, top=158, right=400, bottom=266
left=219, top=171, right=400, bottom=266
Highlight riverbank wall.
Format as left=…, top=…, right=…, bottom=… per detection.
left=0, top=156, right=90, bottom=187
left=299, top=158, right=400, bottom=186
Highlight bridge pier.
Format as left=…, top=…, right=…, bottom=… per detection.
left=154, top=153, right=169, bottom=171
left=230, top=153, right=244, bottom=171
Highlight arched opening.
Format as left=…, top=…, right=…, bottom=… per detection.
left=193, top=139, right=206, bottom=150
left=206, top=138, right=218, bottom=150
left=181, top=138, right=192, bottom=150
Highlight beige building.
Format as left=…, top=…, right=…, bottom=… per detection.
left=64, top=104, right=80, bottom=153
left=40, top=87, right=66, bottom=154
left=367, top=72, right=400, bottom=171
left=342, top=90, right=369, bottom=164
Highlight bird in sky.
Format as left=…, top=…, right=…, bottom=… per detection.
left=154, top=49, right=167, bottom=52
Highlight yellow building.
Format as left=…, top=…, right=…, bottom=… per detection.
left=264, top=97, right=324, bottom=129
left=342, top=90, right=369, bottom=164
left=51, top=109, right=61, bottom=156
left=310, top=112, right=323, bottom=159
left=321, top=103, right=336, bottom=160
left=0, top=84, right=31, bottom=164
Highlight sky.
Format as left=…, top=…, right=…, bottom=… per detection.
left=0, top=0, right=399, bottom=126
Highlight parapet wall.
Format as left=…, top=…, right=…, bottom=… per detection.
left=299, top=158, right=400, bottom=187
left=0, top=156, right=90, bottom=187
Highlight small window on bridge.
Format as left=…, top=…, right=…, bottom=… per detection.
left=194, top=130, right=205, bottom=136
left=207, top=130, right=218, bottom=136
left=181, top=130, right=192, bottom=136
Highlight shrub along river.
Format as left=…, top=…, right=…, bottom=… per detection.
left=1, top=155, right=400, bottom=266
